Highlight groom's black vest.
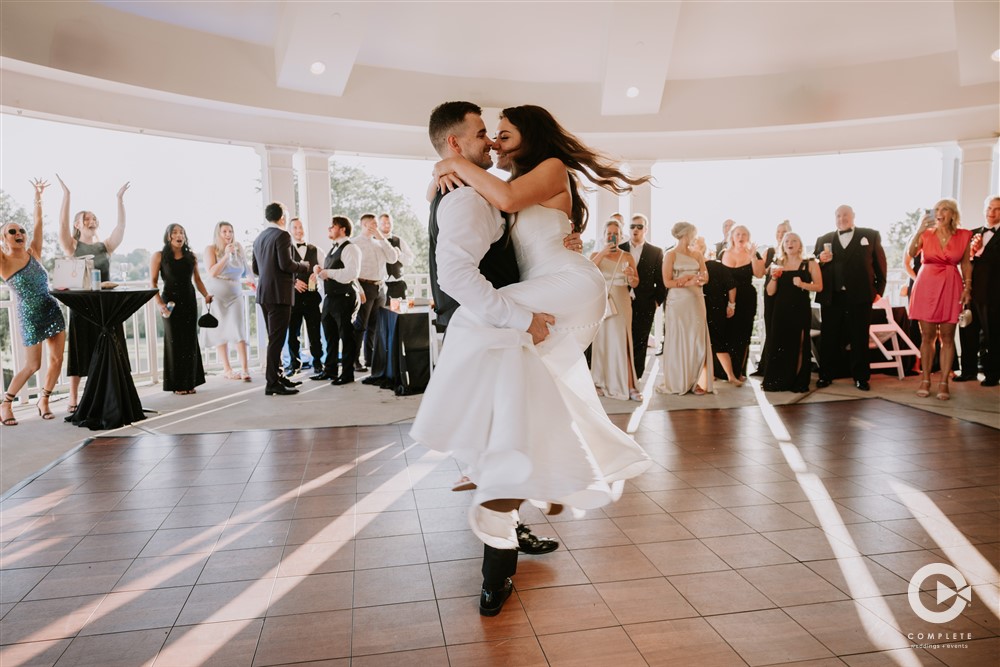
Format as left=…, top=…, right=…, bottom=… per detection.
left=428, top=189, right=519, bottom=329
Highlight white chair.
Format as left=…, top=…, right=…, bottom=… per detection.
left=869, top=296, right=920, bottom=379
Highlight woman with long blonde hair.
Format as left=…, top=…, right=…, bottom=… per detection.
left=201, top=221, right=251, bottom=381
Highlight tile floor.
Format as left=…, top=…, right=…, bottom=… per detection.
left=0, top=399, right=997, bottom=666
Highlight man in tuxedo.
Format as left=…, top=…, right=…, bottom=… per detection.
left=814, top=204, right=887, bottom=391
left=379, top=213, right=415, bottom=301
left=620, top=213, right=665, bottom=379
left=286, top=217, right=323, bottom=374
left=957, top=195, right=1000, bottom=386
left=351, top=213, right=400, bottom=372
left=311, top=216, right=362, bottom=385
left=252, top=202, right=310, bottom=396
left=423, top=101, right=563, bottom=617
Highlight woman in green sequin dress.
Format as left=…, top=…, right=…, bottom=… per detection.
left=0, top=179, right=66, bottom=426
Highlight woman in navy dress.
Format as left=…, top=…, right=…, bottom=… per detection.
left=57, top=176, right=130, bottom=413
left=151, top=224, right=213, bottom=394
left=0, top=179, right=66, bottom=425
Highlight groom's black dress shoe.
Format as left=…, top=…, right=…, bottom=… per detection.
left=854, top=380, right=870, bottom=391
left=310, top=372, right=335, bottom=381
left=479, top=577, right=513, bottom=617
left=952, top=374, right=977, bottom=383
left=815, top=378, right=832, bottom=388
left=280, top=377, right=302, bottom=388
left=265, top=384, right=298, bottom=396
left=516, top=523, right=559, bottom=555
left=331, top=376, right=354, bottom=386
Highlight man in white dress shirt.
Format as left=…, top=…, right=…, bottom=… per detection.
left=351, top=213, right=400, bottom=372
left=312, top=216, right=363, bottom=385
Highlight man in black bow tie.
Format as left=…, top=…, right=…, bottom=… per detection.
left=312, top=216, right=362, bottom=385
left=286, top=218, right=323, bottom=374
left=957, top=195, right=1000, bottom=386
left=814, top=204, right=887, bottom=391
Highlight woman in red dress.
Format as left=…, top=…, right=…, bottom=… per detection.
left=907, top=199, right=972, bottom=400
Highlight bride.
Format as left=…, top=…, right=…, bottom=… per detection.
left=411, top=105, right=652, bottom=533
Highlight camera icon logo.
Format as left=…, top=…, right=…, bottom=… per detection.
left=908, top=563, right=971, bottom=624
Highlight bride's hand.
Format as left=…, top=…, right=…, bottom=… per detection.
left=437, top=173, right=464, bottom=194
left=432, top=157, right=462, bottom=179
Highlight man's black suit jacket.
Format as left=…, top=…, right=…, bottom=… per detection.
left=970, top=226, right=1000, bottom=305
left=813, top=228, right=887, bottom=305
left=252, top=225, right=309, bottom=306
left=619, top=241, right=666, bottom=306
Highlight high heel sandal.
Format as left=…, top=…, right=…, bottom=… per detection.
left=452, top=475, right=477, bottom=492
left=1, top=392, right=17, bottom=426
left=916, top=380, right=931, bottom=398
left=37, top=388, right=55, bottom=420
left=936, top=382, right=950, bottom=401
left=629, top=389, right=643, bottom=402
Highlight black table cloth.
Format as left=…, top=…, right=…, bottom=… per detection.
left=363, top=306, right=430, bottom=395
left=52, top=288, right=158, bottom=429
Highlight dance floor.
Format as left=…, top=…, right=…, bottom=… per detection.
left=0, top=399, right=997, bottom=666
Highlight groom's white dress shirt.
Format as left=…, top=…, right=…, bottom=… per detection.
left=435, top=187, right=531, bottom=332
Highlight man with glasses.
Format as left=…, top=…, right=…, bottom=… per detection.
left=619, top=214, right=665, bottom=379
left=312, top=216, right=362, bottom=386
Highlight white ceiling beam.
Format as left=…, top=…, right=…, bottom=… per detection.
left=600, top=0, right=682, bottom=115
left=273, top=1, right=370, bottom=96
left=953, top=0, right=1000, bottom=86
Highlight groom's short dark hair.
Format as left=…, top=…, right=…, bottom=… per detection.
left=429, top=101, right=482, bottom=154
left=264, top=202, right=284, bottom=223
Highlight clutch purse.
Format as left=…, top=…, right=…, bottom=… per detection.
left=198, top=304, right=219, bottom=329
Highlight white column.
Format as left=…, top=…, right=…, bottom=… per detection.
left=627, top=160, right=656, bottom=242
left=596, top=188, right=621, bottom=228
left=255, top=145, right=297, bottom=212
left=939, top=143, right=961, bottom=199
left=293, top=149, right=333, bottom=246
left=957, top=138, right=999, bottom=222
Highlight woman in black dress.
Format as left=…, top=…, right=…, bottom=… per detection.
left=150, top=224, right=212, bottom=394
left=762, top=233, right=823, bottom=392
left=755, top=220, right=792, bottom=377
left=57, top=176, right=130, bottom=412
left=696, top=237, right=737, bottom=383
left=719, top=224, right=765, bottom=382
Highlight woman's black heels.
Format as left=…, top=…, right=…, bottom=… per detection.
left=37, top=388, right=55, bottom=420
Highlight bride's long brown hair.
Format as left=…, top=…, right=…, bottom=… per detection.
left=501, top=105, right=652, bottom=233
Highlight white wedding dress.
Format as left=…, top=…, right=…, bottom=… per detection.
left=411, top=204, right=651, bottom=511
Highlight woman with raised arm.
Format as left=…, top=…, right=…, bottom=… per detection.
left=151, top=224, right=212, bottom=395
left=57, top=176, right=129, bottom=413
left=0, top=179, right=67, bottom=425
left=200, top=221, right=251, bottom=381
left=412, top=104, right=652, bottom=549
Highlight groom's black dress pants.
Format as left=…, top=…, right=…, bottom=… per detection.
left=482, top=545, right=517, bottom=590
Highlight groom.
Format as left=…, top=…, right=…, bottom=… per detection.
left=427, top=101, right=563, bottom=617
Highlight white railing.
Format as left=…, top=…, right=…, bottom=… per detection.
left=1, top=275, right=434, bottom=406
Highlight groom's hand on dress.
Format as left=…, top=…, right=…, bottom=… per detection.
left=563, top=232, right=584, bottom=253
left=528, top=313, right=556, bottom=345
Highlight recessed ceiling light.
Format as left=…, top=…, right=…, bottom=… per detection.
left=626, top=87, right=640, bottom=98
left=310, top=61, right=326, bottom=75
left=992, top=49, right=1000, bottom=62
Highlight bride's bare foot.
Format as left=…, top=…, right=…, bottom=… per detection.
left=452, top=475, right=477, bottom=492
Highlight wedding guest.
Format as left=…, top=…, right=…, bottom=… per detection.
left=151, top=224, right=212, bottom=395
left=312, top=216, right=362, bottom=385
left=714, top=218, right=735, bottom=259
left=620, top=213, right=665, bottom=380
left=0, top=179, right=66, bottom=425
left=351, top=213, right=400, bottom=371
left=762, top=233, right=822, bottom=392
left=253, top=202, right=309, bottom=396
left=907, top=199, right=972, bottom=400
left=287, top=217, right=323, bottom=373
left=201, top=221, right=251, bottom=381
left=379, top=213, right=415, bottom=301
left=719, top=224, right=764, bottom=382
left=755, top=220, right=792, bottom=377
left=591, top=219, right=641, bottom=401
left=958, top=195, right=1000, bottom=385
left=698, top=238, right=737, bottom=381
left=56, top=175, right=129, bottom=413
left=657, top=222, right=713, bottom=395
left=815, top=205, right=887, bottom=391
